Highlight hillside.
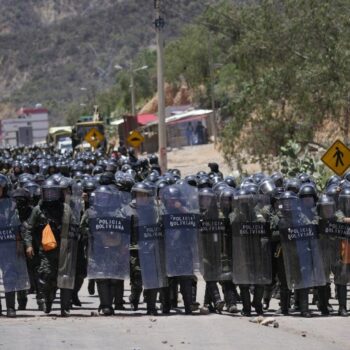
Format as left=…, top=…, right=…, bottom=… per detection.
left=0, top=0, right=215, bottom=121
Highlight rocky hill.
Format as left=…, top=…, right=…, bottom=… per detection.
left=0, top=0, right=214, bottom=121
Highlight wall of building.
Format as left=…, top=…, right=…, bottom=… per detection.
left=1, top=112, right=49, bottom=146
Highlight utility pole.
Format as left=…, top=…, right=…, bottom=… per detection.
left=345, top=93, right=350, bottom=145
left=155, top=0, right=167, bottom=172
left=208, top=32, right=218, bottom=146
left=130, top=61, right=136, bottom=117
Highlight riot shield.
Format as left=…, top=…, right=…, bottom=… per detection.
left=161, top=183, right=199, bottom=277
left=57, top=183, right=82, bottom=289
left=331, top=189, right=350, bottom=285
left=278, top=195, right=326, bottom=290
left=317, top=195, right=338, bottom=283
left=218, top=188, right=236, bottom=281
left=318, top=222, right=335, bottom=283
left=198, top=188, right=231, bottom=281
left=136, top=197, right=167, bottom=290
left=231, top=193, right=272, bottom=285
left=87, top=190, right=131, bottom=280
left=0, top=198, right=29, bottom=293
left=321, top=221, right=350, bottom=285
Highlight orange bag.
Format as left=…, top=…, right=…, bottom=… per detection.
left=42, top=224, right=57, bottom=251
left=341, top=240, right=350, bottom=264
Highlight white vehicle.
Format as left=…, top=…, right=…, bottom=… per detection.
left=57, top=138, right=73, bottom=154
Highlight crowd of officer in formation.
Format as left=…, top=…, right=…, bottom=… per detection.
left=0, top=145, right=349, bottom=319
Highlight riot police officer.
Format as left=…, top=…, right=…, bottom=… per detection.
left=230, top=188, right=271, bottom=316
left=24, top=179, right=75, bottom=317
left=198, top=188, right=225, bottom=313
left=0, top=175, right=29, bottom=317
left=161, top=184, right=199, bottom=314
left=278, top=191, right=326, bottom=317
left=334, top=187, right=350, bottom=316
left=81, top=185, right=131, bottom=316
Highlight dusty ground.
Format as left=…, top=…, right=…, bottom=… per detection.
left=163, top=143, right=261, bottom=177
left=0, top=278, right=349, bottom=350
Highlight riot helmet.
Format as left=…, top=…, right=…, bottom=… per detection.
left=198, top=187, right=217, bottom=214
left=338, top=187, right=350, bottom=216
left=278, top=191, right=299, bottom=214
left=131, top=182, right=153, bottom=206
left=224, top=176, right=237, bottom=188
left=218, top=187, right=235, bottom=217
left=41, top=179, right=63, bottom=202
left=284, top=178, right=301, bottom=194
left=270, top=172, right=284, bottom=188
left=317, top=194, right=336, bottom=220
left=299, top=184, right=318, bottom=209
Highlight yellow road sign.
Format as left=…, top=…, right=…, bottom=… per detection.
left=321, top=139, right=350, bottom=176
left=127, top=130, right=144, bottom=148
left=84, top=127, right=105, bottom=149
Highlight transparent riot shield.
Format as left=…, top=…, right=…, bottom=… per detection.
left=278, top=196, right=326, bottom=290
left=318, top=221, right=336, bottom=283
left=57, top=183, right=83, bottom=289
left=218, top=188, right=236, bottom=281
left=198, top=189, right=231, bottom=281
left=231, top=193, right=272, bottom=285
left=160, top=183, right=199, bottom=277
left=136, top=197, right=167, bottom=290
left=321, top=221, right=350, bottom=285
left=0, top=198, right=29, bottom=292
left=87, top=190, right=131, bottom=280
left=317, top=195, right=338, bottom=283
left=331, top=190, right=350, bottom=285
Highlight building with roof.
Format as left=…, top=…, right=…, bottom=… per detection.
left=0, top=106, right=49, bottom=146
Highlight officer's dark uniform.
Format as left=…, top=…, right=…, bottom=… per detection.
left=80, top=186, right=127, bottom=316
left=24, top=181, right=74, bottom=317
left=12, top=188, right=34, bottom=310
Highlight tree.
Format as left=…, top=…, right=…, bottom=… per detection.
left=164, top=0, right=350, bottom=167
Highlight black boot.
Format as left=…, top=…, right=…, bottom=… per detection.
left=240, top=286, right=251, bottom=316
left=169, top=278, right=178, bottom=308
left=326, top=284, right=333, bottom=312
left=337, top=284, right=348, bottom=317
left=263, top=285, right=273, bottom=311
left=145, top=289, right=158, bottom=315
left=88, top=279, right=95, bottom=296
left=160, top=287, right=171, bottom=314
left=43, top=289, right=54, bottom=314
left=275, top=289, right=290, bottom=315
left=200, top=284, right=213, bottom=314
left=298, top=289, right=311, bottom=318
left=60, top=288, right=72, bottom=317
left=221, top=281, right=238, bottom=313
left=5, top=292, right=16, bottom=318
left=38, top=280, right=52, bottom=314
left=129, top=284, right=142, bottom=311
left=207, top=282, right=224, bottom=312
left=17, top=290, right=28, bottom=310
left=72, top=276, right=84, bottom=307
left=113, top=280, right=125, bottom=310
left=191, top=279, right=200, bottom=312
left=292, top=291, right=299, bottom=311
left=317, top=286, right=329, bottom=316
left=180, top=278, right=193, bottom=315
left=71, top=291, right=82, bottom=307
left=252, top=285, right=264, bottom=315
left=96, top=280, right=113, bottom=316
left=36, top=290, right=45, bottom=311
